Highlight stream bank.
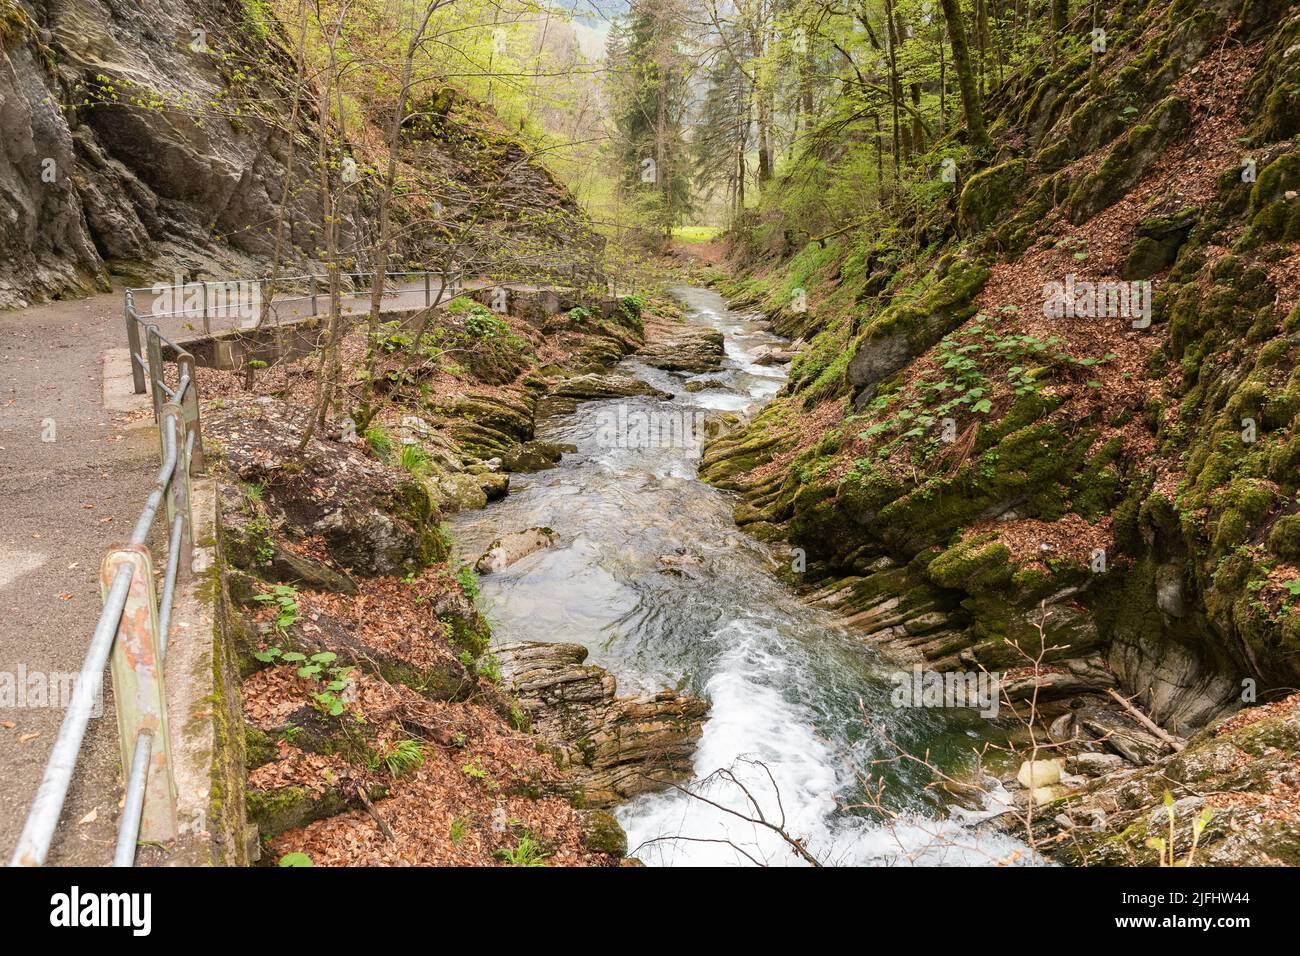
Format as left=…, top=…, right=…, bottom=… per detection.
left=451, top=285, right=1033, bottom=866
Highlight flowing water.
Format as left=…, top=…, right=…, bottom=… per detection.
left=451, top=286, right=1031, bottom=866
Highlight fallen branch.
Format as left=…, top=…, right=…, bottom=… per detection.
left=1107, top=688, right=1185, bottom=752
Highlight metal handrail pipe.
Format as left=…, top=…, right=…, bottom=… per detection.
left=130, top=420, right=178, bottom=546
left=112, top=732, right=154, bottom=867
left=7, top=563, right=134, bottom=866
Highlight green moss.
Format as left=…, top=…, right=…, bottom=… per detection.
left=927, top=538, right=1013, bottom=593
left=958, top=160, right=1028, bottom=235
left=1269, top=514, right=1300, bottom=561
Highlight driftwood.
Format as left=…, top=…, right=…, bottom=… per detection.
left=1107, top=688, right=1185, bottom=752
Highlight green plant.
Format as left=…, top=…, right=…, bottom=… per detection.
left=1144, top=792, right=1214, bottom=867
left=365, top=425, right=394, bottom=461
left=449, top=817, right=468, bottom=843
left=462, top=757, right=487, bottom=780
left=375, top=739, right=425, bottom=778
left=257, top=646, right=356, bottom=717
left=495, top=835, right=549, bottom=866
left=463, top=306, right=510, bottom=339
left=251, top=584, right=299, bottom=633
left=277, top=852, right=313, bottom=867
left=399, top=442, right=432, bottom=477
left=456, top=565, right=480, bottom=601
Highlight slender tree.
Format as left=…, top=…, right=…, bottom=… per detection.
left=937, top=0, right=992, bottom=152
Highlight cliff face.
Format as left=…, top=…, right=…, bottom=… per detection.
left=706, top=0, right=1300, bottom=734
left=0, top=0, right=588, bottom=308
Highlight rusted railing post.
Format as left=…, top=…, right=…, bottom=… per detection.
left=125, top=294, right=147, bottom=395
left=201, top=282, right=210, bottom=335
left=424, top=271, right=431, bottom=307
left=102, top=545, right=178, bottom=845
left=310, top=275, right=318, bottom=316
left=159, top=404, right=193, bottom=576
left=176, top=354, right=205, bottom=474
left=146, top=326, right=165, bottom=422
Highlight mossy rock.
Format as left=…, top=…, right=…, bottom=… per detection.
left=926, top=539, right=1014, bottom=593
left=844, top=258, right=991, bottom=400
left=580, top=809, right=629, bottom=857
left=1269, top=514, right=1300, bottom=561
left=958, top=159, right=1027, bottom=235
left=1247, top=151, right=1300, bottom=242
left=1067, top=96, right=1192, bottom=224
left=247, top=781, right=388, bottom=841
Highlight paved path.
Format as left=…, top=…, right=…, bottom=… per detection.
left=0, top=282, right=438, bottom=863
left=0, top=276, right=565, bottom=864
left=0, top=287, right=155, bottom=864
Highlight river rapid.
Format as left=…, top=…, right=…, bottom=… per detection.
left=450, top=285, right=1032, bottom=866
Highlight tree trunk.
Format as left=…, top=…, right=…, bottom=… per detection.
left=938, top=0, right=993, bottom=152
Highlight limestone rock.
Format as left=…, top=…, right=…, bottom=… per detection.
left=550, top=373, right=671, bottom=401
left=476, top=528, right=559, bottom=574
left=495, top=641, right=709, bottom=807
left=633, top=325, right=725, bottom=373
left=499, top=439, right=576, bottom=472
left=208, top=398, right=445, bottom=577
left=431, top=473, right=488, bottom=514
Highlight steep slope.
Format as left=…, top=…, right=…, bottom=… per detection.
left=0, top=0, right=589, bottom=308
left=706, top=0, right=1299, bottom=740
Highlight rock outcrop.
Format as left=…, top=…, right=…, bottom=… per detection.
left=633, top=325, right=725, bottom=373
left=991, top=694, right=1300, bottom=866
left=495, top=641, right=709, bottom=808
left=0, top=0, right=591, bottom=307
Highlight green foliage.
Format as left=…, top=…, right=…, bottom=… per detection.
left=252, top=584, right=300, bottom=634
left=370, top=739, right=425, bottom=778
left=277, top=852, right=314, bottom=867
left=456, top=565, right=480, bottom=601
left=495, top=835, right=549, bottom=866
left=365, top=425, right=394, bottom=461
left=398, top=442, right=432, bottom=477
left=256, top=645, right=357, bottom=718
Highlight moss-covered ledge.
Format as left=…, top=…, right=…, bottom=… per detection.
left=160, top=476, right=252, bottom=866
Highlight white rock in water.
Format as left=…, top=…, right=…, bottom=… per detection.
left=1017, top=758, right=1064, bottom=789
left=1031, top=785, right=1066, bottom=806
left=476, top=527, right=558, bottom=574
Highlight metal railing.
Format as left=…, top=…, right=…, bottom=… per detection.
left=11, top=257, right=609, bottom=866
left=9, top=323, right=203, bottom=867
left=121, top=259, right=609, bottom=393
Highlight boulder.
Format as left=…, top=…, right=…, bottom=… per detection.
left=500, top=440, right=576, bottom=473
left=208, top=399, right=446, bottom=577
left=474, top=471, right=511, bottom=502
left=683, top=378, right=726, bottom=393
left=431, top=473, right=488, bottom=513
left=476, top=528, right=559, bottom=573
left=268, top=545, right=358, bottom=595
left=494, top=641, right=709, bottom=807
left=550, top=373, right=672, bottom=401
left=634, top=326, right=725, bottom=373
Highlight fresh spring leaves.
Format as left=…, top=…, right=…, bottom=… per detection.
left=858, top=315, right=1118, bottom=452
left=253, top=646, right=356, bottom=718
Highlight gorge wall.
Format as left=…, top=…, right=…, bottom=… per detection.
left=706, top=0, right=1300, bottom=735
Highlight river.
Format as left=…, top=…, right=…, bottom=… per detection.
left=450, top=285, right=1032, bottom=866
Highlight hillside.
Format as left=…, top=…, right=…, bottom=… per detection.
left=700, top=0, right=1300, bottom=861
left=0, top=0, right=590, bottom=307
